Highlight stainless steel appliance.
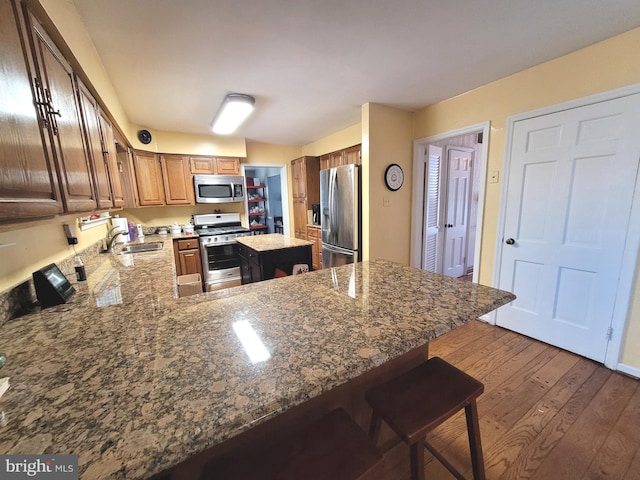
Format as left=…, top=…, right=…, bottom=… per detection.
left=194, top=175, right=245, bottom=203
left=320, top=164, right=361, bottom=268
left=193, top=213, right=250, bottom=291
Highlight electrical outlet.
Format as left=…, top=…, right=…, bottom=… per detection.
left=63, top=223, right=78, bottom=245
left=383, top=197, right=391, bottom=207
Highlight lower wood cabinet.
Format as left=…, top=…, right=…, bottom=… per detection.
left=239, top=243, right=313, bottom=284
left=307, top=225, right=322, bottom=271
left=173, top=238, right=202, bottom=277
left=293, top=199, right=308, bottom=239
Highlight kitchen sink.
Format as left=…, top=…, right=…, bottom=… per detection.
left=120, top=242, right=164, bottom=254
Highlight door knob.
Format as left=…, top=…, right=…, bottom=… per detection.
left=505, top=238, right=515, bottom=245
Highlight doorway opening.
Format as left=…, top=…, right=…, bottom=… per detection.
left=410, top=122, right=490, bottom=283
left=242, top=164, right=289, bottom=235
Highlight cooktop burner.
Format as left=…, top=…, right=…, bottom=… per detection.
left=193, top=213, right=250, bottom=237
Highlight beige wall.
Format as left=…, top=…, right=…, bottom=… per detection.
left=364, top=103, right=414, bottom=264
left=128, top=126, right=248, bottom=157
left=0, top=216, right=107, bottom=292
left=412, top=27, right=640, bottom=369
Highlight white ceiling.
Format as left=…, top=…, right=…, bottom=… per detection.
left=72, top=0, right=640, bottom=146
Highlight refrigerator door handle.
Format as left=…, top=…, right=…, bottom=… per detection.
left=322, top=243, right=355, bottom=256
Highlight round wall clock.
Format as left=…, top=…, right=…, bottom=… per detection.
left=137, top=129, right=152, bottom=145
left=384, top=163, right=404, bottom=191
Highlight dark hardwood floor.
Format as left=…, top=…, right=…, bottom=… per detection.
left=376, top=320, right=640, bottom=480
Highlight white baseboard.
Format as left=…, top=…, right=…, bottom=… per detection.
left=616, top=363, right=640, bottom=379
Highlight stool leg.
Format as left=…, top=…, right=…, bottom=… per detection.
left=410, top=442, right=425, bottom=480
left=465, top=400, right=485, bottom=480
left=368, top=410, right=382, bottom=443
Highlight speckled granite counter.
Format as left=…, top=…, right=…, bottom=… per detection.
left=0, top=239, right=515, bottom=479
left=237, top=233, right=312, bottom=251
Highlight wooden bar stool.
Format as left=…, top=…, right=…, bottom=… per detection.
left=366, top=356, right=485, bottom=480
left=201, top=408, right=384, bottom=480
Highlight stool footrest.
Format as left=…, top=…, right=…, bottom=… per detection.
left=423, top=440, right=467, bottom=480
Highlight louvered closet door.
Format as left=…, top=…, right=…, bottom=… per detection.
left=496, top=93, right=640, bottom=362
left=422, top=145, right=442, bottom=272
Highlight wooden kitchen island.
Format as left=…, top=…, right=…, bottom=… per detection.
left=0, top=236, right=515, bottom=479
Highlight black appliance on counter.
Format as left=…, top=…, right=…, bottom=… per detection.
left=33, top=263, right=75, bottom=307
left=193, top=213, right=250, bottom=292
left=312, top=204, right=321, bottom=225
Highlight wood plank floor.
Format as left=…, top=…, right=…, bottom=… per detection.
left=375, top=320, right=640, bottom=480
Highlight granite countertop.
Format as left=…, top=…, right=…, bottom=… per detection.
left=0, top=236, right=515, bottom=479
left=237, top=233, right=313, bottom=252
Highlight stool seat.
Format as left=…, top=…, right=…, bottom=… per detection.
left=366, top=357, right=485, bottom=480
left=201, top=408, right=383, bottom=480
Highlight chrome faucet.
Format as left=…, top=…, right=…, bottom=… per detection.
left=103, top=226, right=127, bottom=253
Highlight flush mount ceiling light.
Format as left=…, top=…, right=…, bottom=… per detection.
left=210, top=93, right=255, bottom=135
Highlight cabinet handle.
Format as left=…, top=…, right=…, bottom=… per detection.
left=43, top=88, right=61, bottom=136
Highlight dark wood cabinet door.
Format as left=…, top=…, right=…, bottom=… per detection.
left=77, top=80, right=113, bottom=209
left=0, top=0, right=62, bottom=219
left=161, top=155, right=193, bottom=205
left=27, top=11, right=96, bottom=212
left=98, top=110, right=124, bottom=207
left=133, top=150, right=164, bottom=205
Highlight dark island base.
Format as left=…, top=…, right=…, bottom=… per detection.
left=155, top=343, right=430, bottom=479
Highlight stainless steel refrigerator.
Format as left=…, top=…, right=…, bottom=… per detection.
left=320, top=164, right=361, bottom=268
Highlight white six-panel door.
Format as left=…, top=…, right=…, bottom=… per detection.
left=443, top=148, right=473, bottom=277
left=496, top=93, right=640, bottom=362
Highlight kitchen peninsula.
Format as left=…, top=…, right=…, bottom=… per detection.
left=0, top=236, right=515, bottom=479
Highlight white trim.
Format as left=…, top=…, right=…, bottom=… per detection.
left=240, top=163, right=290, bottom=236
left=411, top=122, right=490, bottom=286
left=494, top=82, right=640, bottom=369
left=616, top=363, right=640, bottom=379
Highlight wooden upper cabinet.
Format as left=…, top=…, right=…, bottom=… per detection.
left=0, top=0, right=63, bottom=219
left=190, top=156, right=216, bottom=174
left=76, top=79, right=113, bottom=209
left=216, top=157, right=240, bottom=175
left=291, top=156, right=320, bottom=239
left=115, top=137, right=139, bottom=209
left=344, top=144, right=361, bottom=165
left=320, top=144, right=362, bottom=170
left=97, top=110, right=124, bottom=207
left=189, top=156, right=240, bottom=175
left=160, top=154, right=193, bottom=205
left=26, top=9, right=97, bottom=213
left=291, top=157, right=306, bottom=198
left=132, top=150, right=164, bottom=206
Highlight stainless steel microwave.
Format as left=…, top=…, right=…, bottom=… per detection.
left=194, top=175, right=245, bottom=203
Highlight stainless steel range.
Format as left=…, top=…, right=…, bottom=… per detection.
left=193, top=213, right=250, bottom=292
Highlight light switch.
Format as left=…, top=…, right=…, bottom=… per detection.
left=490, top=170, right=500, bottom=184
left=383, top=197, right=391, bottom=207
